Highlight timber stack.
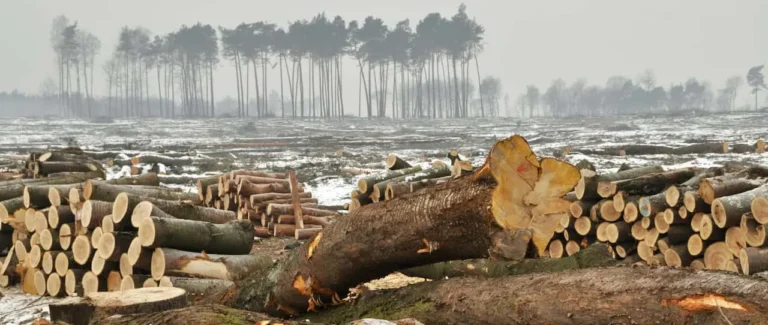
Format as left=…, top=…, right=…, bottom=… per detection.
left=349, top=152, right=470, bottom=211
left=198, top=169, right=341, bottom=239
left=553, top=158, right=768, bottom=276
left=0, top=148, right=334, bottom=298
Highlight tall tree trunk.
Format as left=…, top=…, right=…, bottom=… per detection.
left=474, top=46, right=484, bottom=118
left=452, top=56, right=461, bottom=118
left=252, top=58, right=260, bottom=118
left=356, top=59, right=371, bottom=119
left=337, top=55, right=344, bottom=118
left=234, top=54, right=242, bottom=117
left=157, top=62, right=163, bottom=116
left=75, top=59, right=82, bottom=116
left=279, top=55, right=285, bottom=118
left=367, top=63, right=373, bottom=118
left=82, top=55, right=91, bottom=118
left=209, top=61, right=215, bottom=117
left=245, top=60, right=250, bottom=117
left=144, top=62, right=150, bottom=116
left=262, top=54, right=268, bottom=116
left=299, top=59, right=304, bottom=118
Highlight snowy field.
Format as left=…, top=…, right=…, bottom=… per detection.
left=1, top=111, right=767, bottom=207
left=1, top=111, right=768, bottom=324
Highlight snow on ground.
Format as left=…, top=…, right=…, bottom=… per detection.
left=0, top=287, right=57, bottom=325
left=1, top=111, right=767, bottom=323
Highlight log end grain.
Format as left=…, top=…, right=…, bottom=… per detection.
left=73, top=235, right=91, bottom=265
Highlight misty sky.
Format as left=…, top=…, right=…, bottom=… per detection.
left=1, top=0, right=766, bottom=109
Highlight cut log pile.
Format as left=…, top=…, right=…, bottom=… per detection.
left=349, top=153, right=461, bottom=211
left=0, top=149, right=339, bottom=299
left=559, top=163, right=768, bottom=275
left=197, top=169, right=341, bottom=239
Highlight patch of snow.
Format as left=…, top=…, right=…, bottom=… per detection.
left=0, top=287, right=58, bottom=325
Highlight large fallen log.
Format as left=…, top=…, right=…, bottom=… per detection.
left=112, top=192, right=236, bottom=224
left=575, top=166, right=664, bottom=200
left=0, top=173, right=102, bottom=202
left=34, top=161, right=100, bottom=177
left=137, top=217, right=252, bottom=254
left=598, top=168, right=696, bottom=198
left=401, top=243, right=616, bottom=279
left=83, top=180, right=199, bottom=203
left=232, top=135, right=581, bottom=316
left=712, top=185, right=768, bottom=228
left=308, top=266, right=768, bottom=324
left=357, top=166, right=423, bottom=195
left=50, top=287, right=188, bottom=325
left=386, top=154, right=412, bottom=170
left=699, top=176, right=766, bottom=204
left=147, top=248, right=272, bottom=281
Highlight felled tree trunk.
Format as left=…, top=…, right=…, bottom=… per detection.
left=712, top=185, right=768, bottom=228
left=34, top=161, right=100, bottom=177
left=137, top=217, right=252, bottom=254
left=357, top=166, right=423, bottom=195
left=699, top=177, right=766, bottom=204
left=401, top=243, right=616, bottom=279
left=386, top=154, right=412, bottom=170
left=50, top=287, right=188, bottom=325
left=599, top=168, right=696, bottom=198
left=147, top=248, right=273, bottom=281
left=131, top=155, right=196, bottom=166
left=310, top=267, right=768, bottom=325
left=80, top=305, right=291, bottom=325
left=112, top=192, right=235, bottom=224
left=575, top=166, right=663, bottom=200
left=0, top=173, right=98, bottom=202
left=84, top=181, right=199, bottom=203
left=234, top=175, right=499, bottom=315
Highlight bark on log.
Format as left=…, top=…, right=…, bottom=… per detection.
left=113, top=192, right=236, bottom=224
left=130, top=154, right=195, bottom=166
left=638, top=192, right=668, bottom=218
left=250, top=192, right=312, bottom=205
left=277, top=215, right=329, bottom=227
left=48, top=205, right=74, bottom=229
left=229, top=170, right=286, bottom=181
left=712, top=185, right=768, bottom=228
left=569, top=201, right=595, bottom=218
left=98, top=232, right=135, bottom=262
left=371, top=167, right=452, bottom=202
left=147, top=248, right=273, bottom=281
left=401, top=243, right=616, bottom=280
left=357, top=166, right=423, bottom=195
left=197, top=175, right=220, bottom=201
left=386, top=154, right=412, bottom=170
left=575, top=166, right=664, bottom=200
left=237, top=181, right=296, bottom=197
left=81, top=200, right=113, bottom=229
left=129, top=201, right=175, bottom=227
left=49, top=287, right=188, bottom=325
left=266, top=204, right=337, bottom=217
left=138, top=217, right=253, bottom=255
left=311, top=267, right=768, bottom=325
left=84, top=180, right=199, bottom=203
left=0, top=197, right=25, bottom=222
left=409, top=177, right=451, bottom=193
left=699, top=177, right=766, bottom=204
left=34, top=161, right=100, bottom=177
left=234, top=175, right=500, bottom=316
left=753, top=195, right=768, bottom=225
left=740, top=247, right=768, bottom=275
left=600, top=168, right=696, bottom=198
left=741, top=213, right=766, bottom=247
left=684, top=192, right=708, bottom=214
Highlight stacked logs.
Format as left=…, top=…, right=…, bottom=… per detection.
left=349, top=153, right=462, bottom=211
left=2, top=151, right=308, bottom=298
left=196, top=169, right=341, bottom=239
left=0, top=171, right=264, bottom=297
left=550, top=163, right=768, bottom=277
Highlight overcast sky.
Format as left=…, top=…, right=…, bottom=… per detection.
left=1, top=0, right=766, bottom=109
